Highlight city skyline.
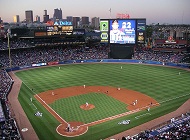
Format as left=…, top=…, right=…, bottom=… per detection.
left=0, top=0, right=190, bottom=24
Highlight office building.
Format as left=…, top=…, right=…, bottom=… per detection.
left=81, top=16, right=89, bottom=26
left=13, top=15, right=20, bottom=23
left=91, top=17, right=100, bottom=29
left=43, top=10, right=49, bottom=23
left=25, top=10, right=33, bottom=23
left=73, top=17, right=80, bottom=28
left=66, top=16, right=73, bottom=22
left=35, top=15, right=40, bottom=23
left=53, top=8, right=62, bottom=20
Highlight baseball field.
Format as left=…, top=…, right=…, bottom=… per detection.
left=15, top=63, right=190, bottom=140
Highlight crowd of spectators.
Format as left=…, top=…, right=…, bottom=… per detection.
left=0, top=69, right=21, bottom=139
left=0, top=39, right=33, bottom=50
left=1, top=38, right=189, bottom=68
left=133, top=47, right=187, bottom=64
left=0, top=70, right=13, bottom=95
left=0, top=119, right=21, bottom=140
left=122, top=113, right=190, bottom=140
left=0, top=44, right=109, bottom=68
left=153, top=44, right=189, bottom=49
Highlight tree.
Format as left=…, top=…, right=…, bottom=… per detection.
left=146, top=26, right=153, bottom=38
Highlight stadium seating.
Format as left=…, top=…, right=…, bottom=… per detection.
left=0, top=70, right=21, bottom=139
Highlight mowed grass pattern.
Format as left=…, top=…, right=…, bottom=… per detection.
left=50, top=93, right=127, bottom=123
left=16, top=63, right=190, bottom=140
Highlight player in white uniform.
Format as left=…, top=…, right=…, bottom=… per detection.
left=86, top=102, right=89, bottom=107
left=135, top=99, right=137, bottom=104
left=110, top=20, right=125, bottom=43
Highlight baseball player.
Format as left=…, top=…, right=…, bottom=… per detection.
left=147, top=107, right=150, bottom=111
left=83, top=85, right=86, bottom=88
left=86, top=102, right=89, bottom=107
left=52, top=91, right=54, bottom=95
left=133, top=102, right=136, bottom=106
left=30, top=97, right=32, bottom=102
left=67, top=123, right=71, bottom=132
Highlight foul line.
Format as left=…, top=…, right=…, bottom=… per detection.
left=21, top=81, right=69, bottom=125
left=159, top=93, right=190, bottom=104
left=29, top=103, right=37, bottom=110
left=35, top=94, right=69, bottom=125
left=135, top=113, right=151, bottom=119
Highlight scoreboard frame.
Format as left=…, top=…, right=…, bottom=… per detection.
left=100, top=18, right=146, bottom=45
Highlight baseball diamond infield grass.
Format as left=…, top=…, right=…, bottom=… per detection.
left=50, top=93, right=128, bottom=123
left=16, top=63, right=190, bottom=140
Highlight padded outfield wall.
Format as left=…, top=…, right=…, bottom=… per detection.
left=6, top=59, right=190, bottom=72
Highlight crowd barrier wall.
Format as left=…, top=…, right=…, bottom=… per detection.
left=6, top=59, right=189, bottom=72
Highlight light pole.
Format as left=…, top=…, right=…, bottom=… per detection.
left=7, top=31, right=12, bottom=70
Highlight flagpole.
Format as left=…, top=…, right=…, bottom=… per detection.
left=109, top=8, right=111, bottom=19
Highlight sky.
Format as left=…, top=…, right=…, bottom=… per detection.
left=0, top=0, right=190, bottom=24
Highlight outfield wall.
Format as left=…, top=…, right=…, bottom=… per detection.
left=6, top=59, right=190, bottom=72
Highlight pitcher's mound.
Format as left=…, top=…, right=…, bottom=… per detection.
left=80, top=104, right=95, bottom=110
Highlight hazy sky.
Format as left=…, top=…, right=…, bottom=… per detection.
left=0, top=0, right=190, bottom=24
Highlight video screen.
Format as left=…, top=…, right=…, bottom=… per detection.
left=109, top=19, right=136, bottom=44
left=62, top=26, right=73, bottom=32
left=137, top=19, right=146, bottom=31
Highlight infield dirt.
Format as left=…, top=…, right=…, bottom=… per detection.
left=35, top=86, right=158, bottom=137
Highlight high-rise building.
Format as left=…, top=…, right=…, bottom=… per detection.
left=66, top=16, right=73, bottom=22
left=73, top=17, right=80, bottom=28
left=25, top=10, right=33, bottom=23
left=13, top=15, right=20, bottom=23
left=43, top=10, right=49, bottom=23
left=53, top=8, right=62, bottom=20
left=44, top=10, right=47, bottom=15
left=81, top=16, right=89, bottom=26
left=91, top=17, right=100, bottom=29
left=35, top=15, right=40, bottom=23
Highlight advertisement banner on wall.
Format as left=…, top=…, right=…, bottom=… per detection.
left=32, top=63, right=47, bottom=67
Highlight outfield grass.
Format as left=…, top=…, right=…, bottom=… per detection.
left=16, top=63, right=190, bottom=140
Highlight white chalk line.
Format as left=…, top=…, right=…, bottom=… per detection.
left=22, top=81, right=68, bottom=124
left=29, top=103, right=37, bottom=110
left=135, top=113, right=151, bottom=119
left=35, top=94, right=69, bottom=125
left=159, top=92, right=190, bottom=104
left=56, top=124, right=89, bottom=137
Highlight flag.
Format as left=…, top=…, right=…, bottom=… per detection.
left=109, top=8, right=111, bottom=12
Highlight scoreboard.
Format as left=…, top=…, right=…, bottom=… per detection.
left=46, top=25, right=73, bottom=36
left=34, top=20, right=74, bottom=37
left=100, top=18, right=146, bottom=45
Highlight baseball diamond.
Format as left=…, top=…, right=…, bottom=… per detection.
left=34, top=86, right=158, bottom=136
left=8, top=63, right=190, bottom=140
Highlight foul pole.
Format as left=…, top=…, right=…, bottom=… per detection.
left=7, top=32, right=12, bottom=69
